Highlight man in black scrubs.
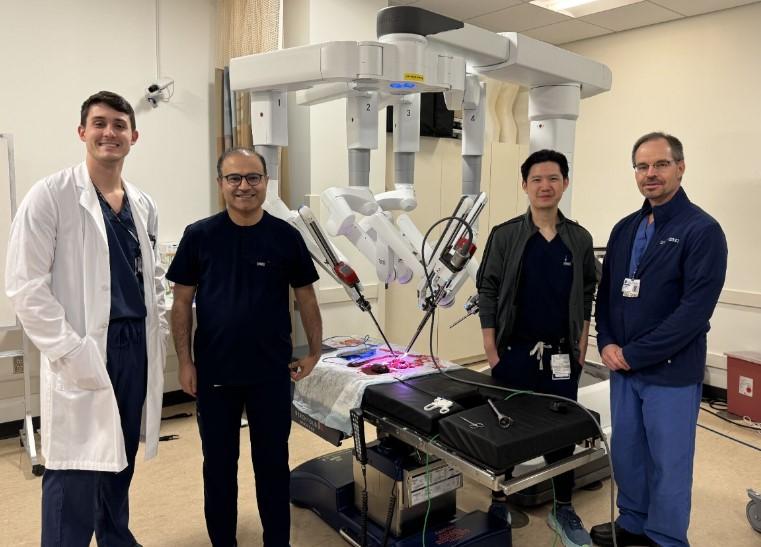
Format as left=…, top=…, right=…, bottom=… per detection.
left=477, top=149, right=598, bottom=547
left=167, top=147, right=322, bottom=547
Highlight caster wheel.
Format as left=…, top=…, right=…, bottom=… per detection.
left=748, top=500, right=761, bottom=533
left=32, top=464, right=45, bottom=477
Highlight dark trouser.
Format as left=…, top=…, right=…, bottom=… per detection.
left=196, top=378, right=292, bottom=547
left=611, top=373, right=701, bottom=547
left=42, top=319, right=147, bottom=547
left=491, top=340, right=582, bottom=504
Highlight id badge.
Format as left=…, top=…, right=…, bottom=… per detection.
left=551, top=354, right=571, bottom=380
left=621, top=278, right=640, bottom=298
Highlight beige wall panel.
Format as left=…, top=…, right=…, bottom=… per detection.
left=385, top=137, right=446, bottom=354
left=384, top=138, right=523, bottom=363
left=565, top=2, right=761, bottom=383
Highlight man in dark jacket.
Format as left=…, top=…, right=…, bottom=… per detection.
left=478, top=149, right=598, bottom=547
left=590, top=132, right=727, bottom=547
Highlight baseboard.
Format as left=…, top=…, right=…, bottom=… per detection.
left=0, top=415, right=40, bottom=441
left=162, top=389, right=195, bottom=407
left=702, top=384, right=727, bottom=402
left=0, top=390, right=195, bottom=440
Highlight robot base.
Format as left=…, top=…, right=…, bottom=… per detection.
left=291, top=448, right=511, bottom=546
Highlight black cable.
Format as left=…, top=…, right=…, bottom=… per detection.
left=709, top=400, right=728, bottom=411
left=698, top=423, right=761, bottom=453
left=420, top=216, right=474, bottom=304
left=381, top=470, right=398, bottom=547
left=416, top=213, right=620, bottom=547
left=360, top=464, right=368, bottom=547
left=406, top=215, right=475, bottom=352
left=161, top=412, right=193, bottom=421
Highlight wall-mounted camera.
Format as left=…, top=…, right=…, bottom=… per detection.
left=145, top=78, right=175, bottom=108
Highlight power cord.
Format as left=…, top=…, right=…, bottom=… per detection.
left=381, top=464, right=399, bottom=547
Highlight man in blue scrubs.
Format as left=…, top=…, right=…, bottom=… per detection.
left=590, top=133, right=727, bottom=547
left=167, top=147, right=322, bottom=547
left=6, top=91, right=167, bottom=547
left=478, top=150, right=598, bottom=547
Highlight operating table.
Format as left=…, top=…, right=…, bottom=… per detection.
left=289, top=345, right=610, bottom=546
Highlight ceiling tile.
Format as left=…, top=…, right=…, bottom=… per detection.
left=411, top=0, right=523, bottom=21
left=649, top=0, right=760, bottom=16
left=468, top=3, right=571, bottom=32
left=522, top=19, right=613, bottom=44
left=581, top=1, right=683, bottom=31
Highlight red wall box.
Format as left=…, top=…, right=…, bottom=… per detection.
left=726, top=351, right=761, bottom=422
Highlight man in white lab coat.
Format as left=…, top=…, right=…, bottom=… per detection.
left=5, top=91, right=167, bottom=547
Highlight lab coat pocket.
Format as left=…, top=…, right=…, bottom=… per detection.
left=55, top=337, right=111, bottom=391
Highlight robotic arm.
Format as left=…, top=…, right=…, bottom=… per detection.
left=229, top=5, right=612, bottom=331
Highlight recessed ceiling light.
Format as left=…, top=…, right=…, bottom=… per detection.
left=530, top=0, right=641, bottom=18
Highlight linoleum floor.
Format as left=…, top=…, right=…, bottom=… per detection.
left=1, top=397, right=759, bottom=546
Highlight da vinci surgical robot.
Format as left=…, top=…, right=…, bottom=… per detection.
left=229, top=6, right=613, bottom=546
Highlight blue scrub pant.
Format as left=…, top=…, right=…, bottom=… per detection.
left=196, top=378, right=292, bottom=547
left=492, top=341, right=582, bottom=503
left=610, top=373, right=702, bottom=547
left=41, top=320, right=147, bottom=547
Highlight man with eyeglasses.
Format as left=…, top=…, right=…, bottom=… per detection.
left=167, top=147, right=322, bottom=547
left=590, top=133, right=727, bottom=547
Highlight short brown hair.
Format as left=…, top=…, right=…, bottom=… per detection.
left=632, top=132, right=684, bottom=165
left=80, top=91, right=136, bottom=130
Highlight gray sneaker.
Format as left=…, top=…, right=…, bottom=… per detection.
left=547, top=505, right=592, bottom=547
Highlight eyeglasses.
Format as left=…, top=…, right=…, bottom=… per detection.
left=633, top=160, right=676, bottom=174
left=221, top=173, right=265, bottom=187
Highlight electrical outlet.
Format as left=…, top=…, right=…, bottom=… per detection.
left=13, top=356, right=24, bottom=374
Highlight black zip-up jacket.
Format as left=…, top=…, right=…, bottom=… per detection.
left=477, top=209, right=598, bottom=363
left=595, top=188, right=727, bottom=386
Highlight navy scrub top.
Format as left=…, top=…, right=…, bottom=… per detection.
left=97, top=190, right=147, bottom=321
left=166, top=210, right=319, bottom=385
left=512, top=232, right=573, bottom=343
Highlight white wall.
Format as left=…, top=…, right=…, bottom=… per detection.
left=565, top=3, right=761, bottom=387
left=0, top=0, right=216, bottom=423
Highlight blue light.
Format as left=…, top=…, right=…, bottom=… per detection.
left=403, top=82, right=416, bottom=89
left=390, top=82, right=404, bottom=89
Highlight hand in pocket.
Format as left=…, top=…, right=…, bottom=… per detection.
left=57, top=338, right=111, bottom=391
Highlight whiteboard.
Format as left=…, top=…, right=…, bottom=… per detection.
left=0, top=135, right=19, bottom=328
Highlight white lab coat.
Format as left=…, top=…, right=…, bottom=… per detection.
left=5, top=162, right=168, bottom=472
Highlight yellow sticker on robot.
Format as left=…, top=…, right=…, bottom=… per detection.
left=404, top=72, right=425, bottom=82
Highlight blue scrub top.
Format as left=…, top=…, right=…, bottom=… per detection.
left=512, top=232, right=573, bottom=343
left=629, top=215, right=655, bottom=278
left=97, top=191, right=147, bottom=321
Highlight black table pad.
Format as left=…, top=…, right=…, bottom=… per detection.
left=437, top=394, right=601, bottom=472
left=361, top=378, right=466, bottom=434
left=360, top=369, right=495, bottom=434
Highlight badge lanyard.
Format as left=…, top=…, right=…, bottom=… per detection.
left=93, top=184, right=143, bottom=278
left=623, top=216, right=653, bottom=299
